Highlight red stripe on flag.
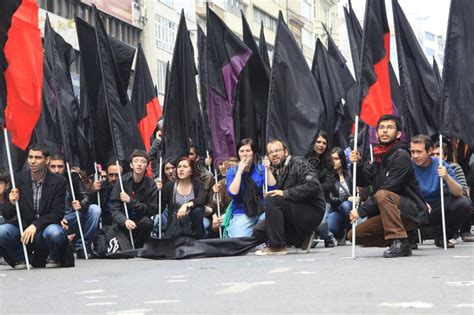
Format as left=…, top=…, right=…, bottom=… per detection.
left=138, top=97, right=161, bottom=176
left=360, top=33, right=392, bottom=127
left=4, top=0, right=42, bottom=150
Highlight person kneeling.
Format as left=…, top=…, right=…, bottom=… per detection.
left=347, top=115, right=428, bottom=258
left=253, top=140, right=326, bottom=255
left=111, top=150, right=157, bottom=248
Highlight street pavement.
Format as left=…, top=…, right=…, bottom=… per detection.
left=0, top=239, right=473, bottom=314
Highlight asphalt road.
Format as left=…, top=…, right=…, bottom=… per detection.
left=1, top=239, right=473, bottom=314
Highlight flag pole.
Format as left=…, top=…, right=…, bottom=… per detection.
left=158, top=156, right=163, bottom=239
left=351, top=115, right=360, bottom=259
left=263, top=157, right=268, bottom=194
left=213, top=168, right=223, bottom=238
left=439, top=134, right=448, bottom=250
left=116, top=160, right=135, bottom=249
left=94, top=162, right=102, bottom=229
left=206, top=150, right=212, bottom=173
left=66, top=162, right=88, bottom=260
left=369, top=143, right=374, bottom=163
left=3, top=128, right=31, bottom=270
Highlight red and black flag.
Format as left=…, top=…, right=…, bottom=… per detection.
left=131, top=43, right=162, bottom=153
left=393, top=0, right=440, bottom=138
left=266, top=12, right=324, bottom=156
left=234, top=11, right=270, bottom=155
left=357, top=0, right=392, bottom=127
left=1, top=0, right=42, bottom=150
left=206, top=7, right=252, bottom=162
left=162, top=11, right=201, bottom=162
left=441, top=0, right=474, bottom=146
left=259, top=22, right=271, bottom=74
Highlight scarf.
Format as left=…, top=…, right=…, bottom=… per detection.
left=242, top=164, right=264, bottom=217
left=372, top=140, right=400, bottom=163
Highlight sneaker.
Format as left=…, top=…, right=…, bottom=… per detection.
left=462, top=232, right=474, bottom=242
left=45, top=257, right=61, bottom=268
left=434, top=238, right=455, bottom=249
left=255, top=247, right=288, bottom=256
left=14, top=261, right=27, bottom=270
left=383, top=239, right=412, bottom=258
left=296, top=232, right=315, bottom=254
left=336, top=237, right=347, bottom=246
left=324, top=238, right=336, bottom=248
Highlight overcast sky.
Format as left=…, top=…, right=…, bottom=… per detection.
left=343, top=0, right=451, bottom=36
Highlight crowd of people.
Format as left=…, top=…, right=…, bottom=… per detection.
left=0, top=114, right=473, bottom=268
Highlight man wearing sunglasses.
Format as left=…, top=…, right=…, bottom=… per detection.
left=88, top=161, right=123, bottom=227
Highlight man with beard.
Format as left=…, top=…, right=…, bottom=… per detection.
left=348, top=115, right=428, bottom=258
left=110, top=150, right=158, bottom=248
left=48, top=152, right=100, bottom=259
left=88, top=161, right=124, bottom=227
left=253, top=139, right=326, bottom=255
left=0, top=144, right=67, bottom=268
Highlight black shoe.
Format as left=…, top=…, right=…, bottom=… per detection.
left=324, top=238, right=335, bottom=248
left=383, top=239, right=412, bottom=258
left=76, top=249, right=93, bottom=259
left=434, top=238, right=455, bottom=248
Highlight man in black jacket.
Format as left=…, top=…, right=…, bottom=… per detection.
left=111, top=150, right=158, bottom=248
left=253, top=139, right=326, bottom=255
left=348, top=115, right=428, bottom=258
left=88, top=161, right=123, bottom=226
left=48, top=152, right=101, bottom=259
left=0, top=144, right=67, bottom=269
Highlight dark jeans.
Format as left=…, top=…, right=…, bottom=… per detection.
left=0, top=223, right=65, bottom=262
left=328, top=201, right=353, bottom=239
left=253, top=196, right=323, bottom=248
left=118, top=216, right=154, bottom=248
left=64, top=204, right=101, bottom=251
left=425, top=196, right=471, bottom=239
left=189, top=207, right=205, bottom=239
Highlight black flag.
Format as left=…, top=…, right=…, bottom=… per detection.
left=432, top=57, right=442, bottom=88
left=162, top=11, right=201, bottom=162
left=197, top=25, right=211, bottom=154
left=266, top=12, right=324, bottom=156
left=393, top=0, right=440, bottom=137
left=441, top=0, right=474, bottom=146
left=234, top=11, right=269, bottom=155
left=259, top=22, right=271, bottom=74
left=40, top=15, right=81, bottom=165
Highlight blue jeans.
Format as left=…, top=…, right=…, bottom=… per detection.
left=153, top=207, right=169, bottom=234
left=315, top=203, right=334, bottom=240
left=228, top=212, right=266, bottom=237
left=328, top=201, right=353, bottom=238
left=64, top=204, right=101, bottom=250
left=0, top=223, right=65, bottom=263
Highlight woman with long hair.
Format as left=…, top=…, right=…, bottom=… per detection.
left=306, top=131, right=337, bottom=247
left=226, top=138, right=276, bottom=237
left=159, top=157, right=207, bottom=239
left=327, top=147, right=358, bottom=245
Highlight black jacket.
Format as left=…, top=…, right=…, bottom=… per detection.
left=329, top=171, right=353, bottom=209
left=65, top=171, right=90, bottom=213
left=161, top=179, right=207, bottom=216
left=110, top=173, right=158, bottom=227
left=274, top=156, right=326, bottom=231
left=355, top=142, right=428, bottom=224
left=88, top=180, right=114, bottom=208
left=305, top=154, right=336, bottom=201
left=2, top=170, right=66, bottom=231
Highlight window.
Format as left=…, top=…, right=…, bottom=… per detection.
left=253, top=7, right=277, bottom=32
left=425, top=47, right=435, bottom=57
left=301, top=28, right=313, bottom=48
left=301, top=0, right=313, bottom=20
left=425, top=32, right=435, bottom=42
left=213, top=0, right=226, bottom=9
left=157, top=60, right=168, bottom=94
left=227, top=0, right=243, bottom=15
left=156, top=16, right=176, bottom=53
left=159, top=0, right=173, bottom=7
